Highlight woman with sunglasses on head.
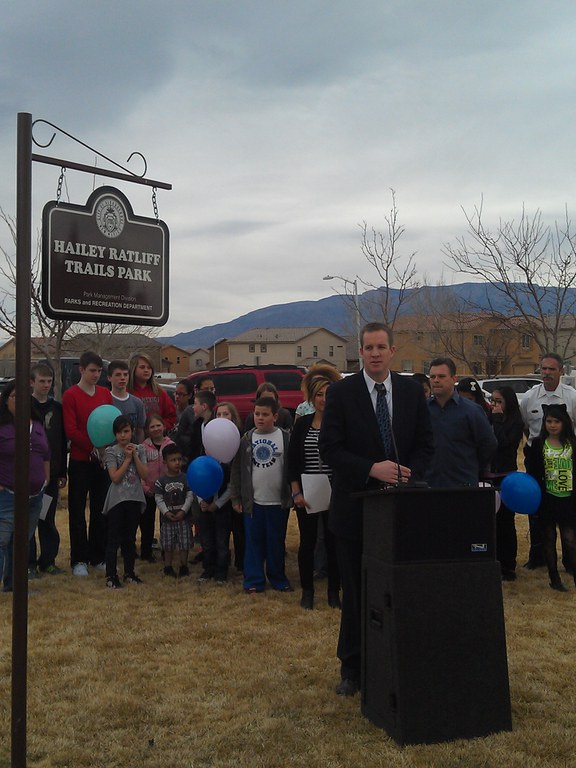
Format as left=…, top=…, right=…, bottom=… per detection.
left=287, top=366, right=341, bottom=610
left=456, top=377, right=492, bottom=421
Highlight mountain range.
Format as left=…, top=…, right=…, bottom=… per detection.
left=160, top=282, right=572, bottom=350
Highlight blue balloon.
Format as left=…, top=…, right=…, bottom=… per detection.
left=500, top=472, right=541, bottom=515
left=87, top=404, right=123, bottom=448
left=187, top=456, right=224, bottom=498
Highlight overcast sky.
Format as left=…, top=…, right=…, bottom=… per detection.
left=1, top=1, right=576, bottom=337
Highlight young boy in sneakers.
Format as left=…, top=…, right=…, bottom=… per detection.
left=62, top=350, right=113, bottom=576
left=102, top=416, right=148, bottom=589
left=155, top=444, right=194, bottom=578
left=230, top=396, right=292, bottom=593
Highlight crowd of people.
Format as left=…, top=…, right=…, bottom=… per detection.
left=1, top=325, right=575, bottom=697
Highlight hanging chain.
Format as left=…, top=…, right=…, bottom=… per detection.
left=56, top=167, right=67, bottom=204
left=152, top=187, right=159, bottom=222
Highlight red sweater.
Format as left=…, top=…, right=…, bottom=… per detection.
left=130, top=383, right=177, bottom=431
left=62, top=384, right=113, bottom=461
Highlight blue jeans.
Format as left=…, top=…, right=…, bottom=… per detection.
left=243, top=503, right=290, bottom=591
left=0, top=489, right=15, bottom=588
left=2, top=490, right=43, bottom=590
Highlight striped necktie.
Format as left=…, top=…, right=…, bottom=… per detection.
left=374, top=382, right=392, bottom=457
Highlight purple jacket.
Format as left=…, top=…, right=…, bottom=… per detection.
left=0, top=421, right=51, bottom=495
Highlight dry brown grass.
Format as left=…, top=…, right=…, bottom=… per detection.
left=1, top=499, right=576, bottom=768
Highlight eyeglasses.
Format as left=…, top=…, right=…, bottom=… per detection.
left=492, top=398, right=504, bottom=404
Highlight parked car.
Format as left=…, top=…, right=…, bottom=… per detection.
left=186, top=365, right=306, bottom=421
left=476, top=376, right=542, bottom=404
left=158, top=382, right=176, bottom=401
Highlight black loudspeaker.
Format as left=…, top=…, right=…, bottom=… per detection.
left=362, top=487, right=496, bottom=565
left=361, top=557, right=512, bottom=745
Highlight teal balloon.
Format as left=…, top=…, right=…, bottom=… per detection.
left=187, top=456, right=224, bottom=498
left=500, top=472, right=541, bottom=515
left=87, top=405, right=122, bottom=448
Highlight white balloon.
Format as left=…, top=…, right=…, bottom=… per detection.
left=202, top=418, right=241, bottom=463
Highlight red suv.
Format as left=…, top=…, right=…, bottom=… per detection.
left=187, top=365, right=306, bottom=422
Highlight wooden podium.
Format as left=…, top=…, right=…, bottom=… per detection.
left=360, top=486, right=512, bottom=745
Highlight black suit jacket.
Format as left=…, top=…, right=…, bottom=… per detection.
left=319, top=371, right=434, bottom=540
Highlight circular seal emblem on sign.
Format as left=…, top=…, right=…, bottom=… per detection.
left=95, top=197, right=126, bottom=238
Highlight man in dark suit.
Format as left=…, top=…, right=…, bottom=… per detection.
left=319, top=322, right=434, bottom=696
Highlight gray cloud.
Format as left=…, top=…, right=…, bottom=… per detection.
left=1, top=1, right=576, bottom=337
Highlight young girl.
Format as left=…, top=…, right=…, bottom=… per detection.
left=197, top=402, right=242, bottom=582
left=174, top=379, right=194, bottom=424
left=490, top=386, right=524, bottom=581
left=217, top=402, right=243, bottom=574
left=216, top=401, right=241, bottom=430
left=525, top=403, right=576, bottom=592
left=128, top=353, right=177, bottom=431
left=141, top=413, right=174, bottom=562
left=102, top=416, right=148, bottom=589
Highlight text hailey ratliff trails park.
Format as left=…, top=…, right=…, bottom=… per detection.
left=54, top=239, right=161, bottom=283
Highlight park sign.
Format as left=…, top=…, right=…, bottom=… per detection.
left=42, top=186, right=169, bottom=326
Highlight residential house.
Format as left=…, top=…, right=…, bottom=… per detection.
left=160, top=344, right=192, bottom=377
left=392, top=313, right=535, bottom=377
left=188, top=347, right=211, bottom=372
left=227, top=327, right=347, bottom=371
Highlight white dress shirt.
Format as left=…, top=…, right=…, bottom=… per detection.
left=363, top=369, right=393, bottom=422
left=520, top=382, right=576, bottom=444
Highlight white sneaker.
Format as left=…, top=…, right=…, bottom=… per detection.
left=72, top=562, right=89, bottom=577
left=94, top=562, right=106, bottom=572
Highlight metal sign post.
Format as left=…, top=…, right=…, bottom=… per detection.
left=12, top=108, right=33, bottom=768
left=11, top=111, right=171, bottom=768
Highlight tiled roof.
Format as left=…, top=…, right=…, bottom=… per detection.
left=229, top=327, right=347, bottom=343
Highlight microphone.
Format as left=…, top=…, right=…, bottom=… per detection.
left=390, top=424, right=402, bottom=486
left=388, top=417, right=429, bottom=490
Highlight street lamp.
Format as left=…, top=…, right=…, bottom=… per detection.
left=323, top=274, right=362, bottom=369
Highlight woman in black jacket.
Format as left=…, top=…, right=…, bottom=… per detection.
left=490, top=386, right=524, bottom=580
left=287, top=369, right=340, bottom=610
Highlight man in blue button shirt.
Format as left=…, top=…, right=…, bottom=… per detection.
left=426, top=357, right=497, bottom=488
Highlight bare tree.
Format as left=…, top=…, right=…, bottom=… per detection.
left=444, top=199, right=576, bottom=359
left=71, top=322, right=161, bottom=359
left=414, top=284, right=517, bottom=375
left=0, top=208, right=75, bottom=395
left=356, top=189, right=419, bottom=328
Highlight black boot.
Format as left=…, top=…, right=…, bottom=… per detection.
left=549, top=573, right=568, bottom=592
left=300, top=589, right=314, bottom=610
left=327, top=589, right=341, bottom=609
